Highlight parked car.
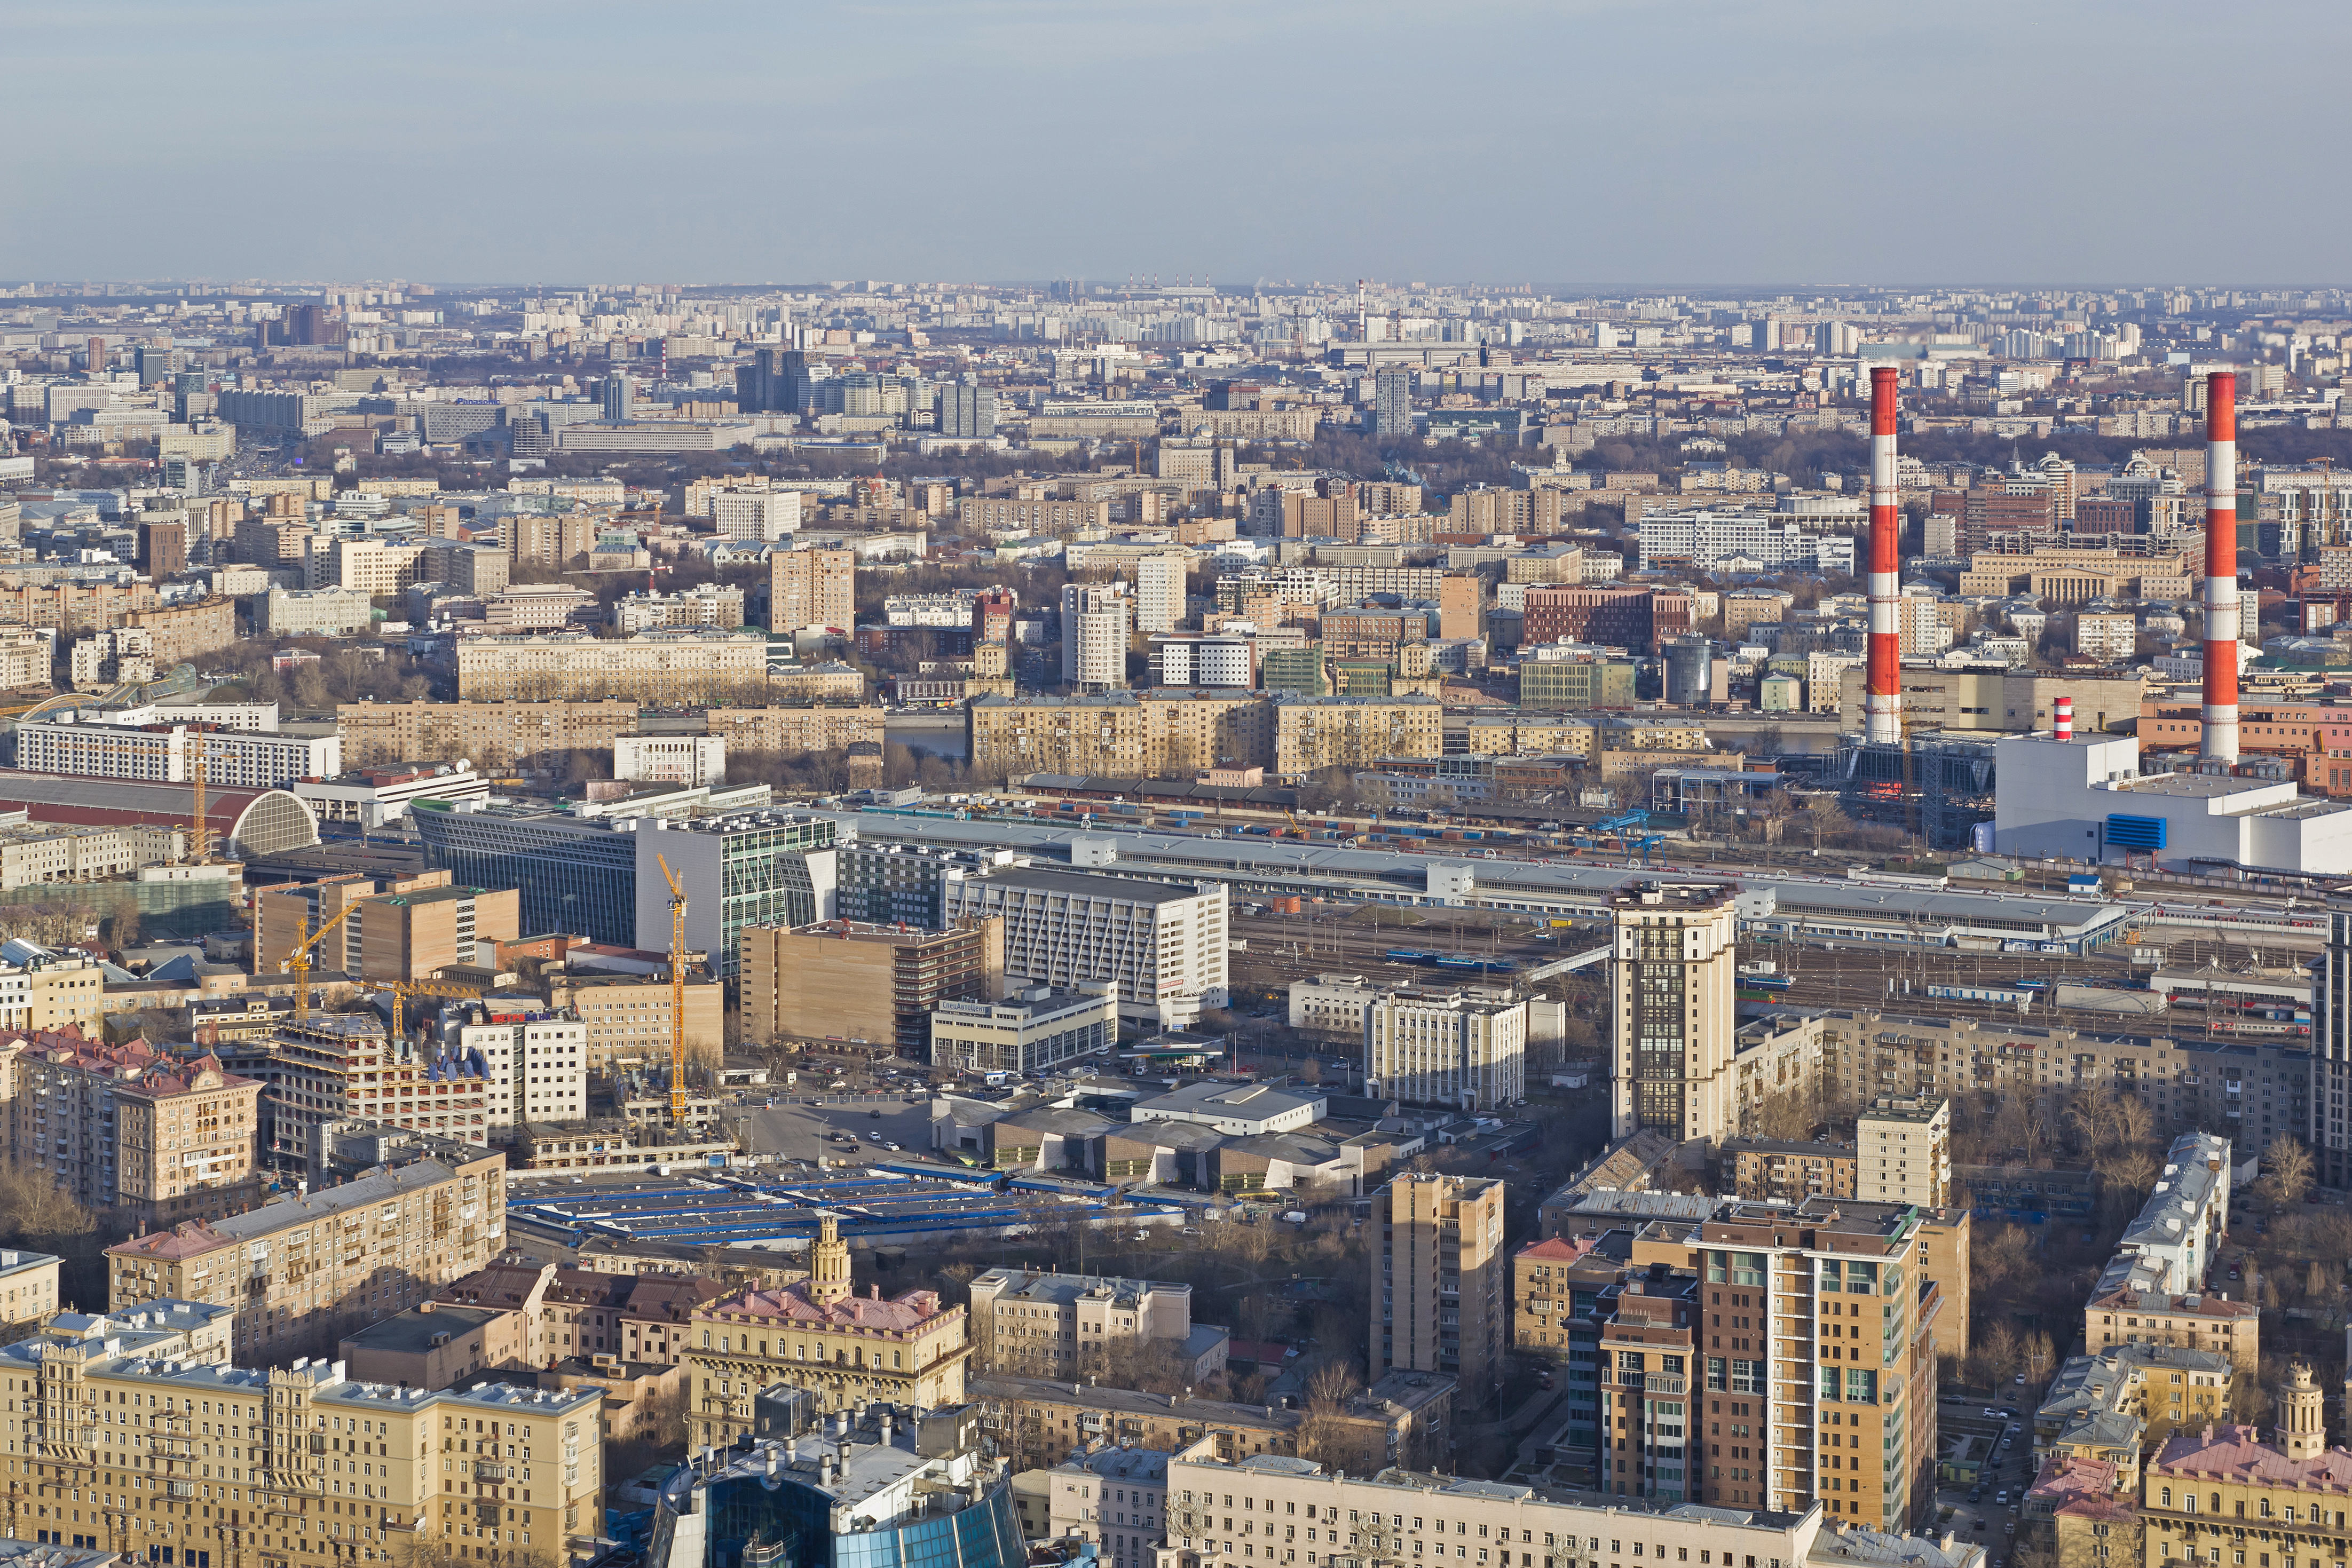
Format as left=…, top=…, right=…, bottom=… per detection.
left=1995, top=1491, right=2009, bottom=1506
left=1983, top=1408, right=2001, bottom=1419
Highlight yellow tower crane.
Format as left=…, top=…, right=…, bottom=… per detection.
left=385, top=976, right=488, bottom=1043
left=188, top=723, right=210, bottom=865
left=275, top=900, right=360, bottom=1020
left=657, top=853, right=689, bottom=1122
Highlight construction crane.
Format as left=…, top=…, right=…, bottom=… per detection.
left=276, top=900, right=360, bottom=1020
left=187, top=723, right=210, bottom=865
left=657, top=853, right=688, bottom=1122
left=384, top=976, right=487, bottom=1043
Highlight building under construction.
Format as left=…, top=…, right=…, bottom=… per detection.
left=1832, top=733, right=1998, bottom=850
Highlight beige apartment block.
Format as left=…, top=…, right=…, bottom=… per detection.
left=769, top=547, right=855, bottom=633
left=699, top=703, right=887, bottom=756
left=107, top=1146, right=508, bottom=1361
left=25, top=955, right=111, bottom=1033
left=967, top=692, right=1275, bottom=781
left=305, top=534, right=428, bottom=593
left=968, top=1268, right=1207, bottom=1381
left=0, top=821, right=142, bottom=889
left=455, top=628, right=772, bottom=703
left=766, top=661, right=866, bottom=704
left=0, top=1249, right=60, bottom=1324
left=547, top=970, right=724, bottom=1071
left=1375, top=1173, right=1505, bottom=1404
left=0, top=1031, right=264, bottom=1226
left=342, top=882, right=522, bottom=982
left=255, top=869, right=455, bottom=979
left=0, top=625, right=51, bottom=689
left=1857, top=1092, right=1952, bottom=1206
left=0, top=1343, right=604, bottom=1568
left=685, top=1217, right=969, bottom=1445
left=739, top=918, right=1000, bottom=1057
left=1273, top=694, right=1443, bottom=774
left=2083, top=1279, right=2256, bottom=1372
left=125, top=596, right=238, bottom=664
left=337, top=698, right=648, bottom=771
left=0, top=579, right=159, bottom=635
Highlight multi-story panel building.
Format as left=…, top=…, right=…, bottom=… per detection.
left=1048, top=1448, right=1169, bottom=1568
left=304, top=534, right=427, bottom=593
left=1610, top=882, right=1740, bottom=1143
left=957, top=497, right=1112, bottom=537
left=739, top=918, right=1001, bottom=1058
left=1364, top=986, right=1527, bottom=1112
left=544, top=969, right=723, bottom=1073
left=457, top=1006, right=589, bottom=1128
left=1272, top=694, right=1442, bottom=774
left=944, top=867, right=1227, bottom=1030
left=12, top=719, right=340, bottom=789
left=711, top=487, right=803, bottom=542
left=336, top=699, right=656, bottom=772
left=768, top=546, right=854, bottom=633
left=1063, top=581, right=1133, bottom=692
left=1855, top=1094, right=1951, bottom=1207
left=1375, top=1173, right=1506, bottom=1408
left=969, top=1269, right=1203, bottom=1381
left=684, top=1216, right=968, bottom=1445
left=454, top=628, right=772, bottom=704
left=966, top=692, right=1274, bottom=781
left=0, top=1329, right=604, bottom=1568
left=0, top=1031, right=263, bottom=1226
left=613, top=584, right=746, bottom=632
left=1719, top=1139, right=1858, bottom=1204
left=105, top=1144, right=508, bottom=1361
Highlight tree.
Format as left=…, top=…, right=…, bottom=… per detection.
left=1750, top=1088, right=1813, bottom=1144
left=1802, top=796, right=1850, bottom=851
left=2261, top=1135, right=2315, bottom=1208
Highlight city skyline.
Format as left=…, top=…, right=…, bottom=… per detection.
left=10, top=0, right=2344, bottom=282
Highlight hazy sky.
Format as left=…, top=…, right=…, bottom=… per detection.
left=6, top=0, right=2342, bottom=289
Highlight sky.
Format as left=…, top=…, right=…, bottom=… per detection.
left=5, top=0, right=2344, bottom=289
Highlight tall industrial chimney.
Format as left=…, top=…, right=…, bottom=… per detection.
left=1865, top=366, right=1903, bottom=745
left=2203, top=370, right=2239, bottom=763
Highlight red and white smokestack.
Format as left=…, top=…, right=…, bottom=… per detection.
left=1864, top=366, right=1903, bottom=745
left=2203, top=370, right=2239, bottom=763
left=2054, top=696, right=2073, bottom=742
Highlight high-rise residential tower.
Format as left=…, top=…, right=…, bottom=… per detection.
left=1062, top=580, right=1131, bottom=692
left=1373, top=1172, right=1506, bottom=1406
left=1608, top=880, right=1739, bottom=1142
left=769, top=546, right=854, bottom=633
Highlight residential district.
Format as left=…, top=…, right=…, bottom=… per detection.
left=0, top=279, right=2345, bottom=1568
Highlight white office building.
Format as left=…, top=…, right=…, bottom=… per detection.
left=1636, top=507, right=1856, bottom=573
left=1364, top=985, right=1527, bottom=1111
left=711, top=488, right=803, bottom=543
left=1153, top=634, right=1253, bottom=689
left=615, top=734, right=728, bottom=788
left=944, top=866, right=1227, bottom=1028
left=13, top=718, right=340, bottom=789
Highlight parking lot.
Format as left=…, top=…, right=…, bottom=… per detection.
left=720, top=1089, right=937, bottom=1166
left=1935, top=1395, right=2032, bottom=1562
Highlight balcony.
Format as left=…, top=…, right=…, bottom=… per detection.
left=475, top=1462, right=509, bottom=1482
left=166, top=1481, right=196, bottom=1499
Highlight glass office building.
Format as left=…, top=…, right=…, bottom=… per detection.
left=645, top=1405, right=1021, bottom=1568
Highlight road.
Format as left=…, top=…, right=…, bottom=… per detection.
left=720, top=1093, right=936, bottom=1166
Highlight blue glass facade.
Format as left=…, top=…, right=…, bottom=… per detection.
left=413, top=802, right=640, bottom=946
left=649, top=1464, right=1022, bottom=1568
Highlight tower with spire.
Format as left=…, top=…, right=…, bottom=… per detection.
left=807, top=1213, right=853, bottom=1306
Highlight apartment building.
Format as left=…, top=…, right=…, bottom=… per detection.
left=0, top=1250, right=59, bottom=1325
left=2316, top=900, right=2352, bottom=1190
left=1669, top=1200, right=1940, bottom=1526
left=1272, top=694, right=1443, bottom=774
left=305, top=534, right=427, bottom=593
left=1375, top=1173, right=1506, bottom=1406
left=12, top=718, right=340, bottom=789
left=1364, top=986, right=1528, bottom=1112
left=0, top=578, right=159, bottom=635
left=711, top=487, right=803, bottom=541
left=944, top=867, right=1228, bottom=1029
left=428, top=1256, right=730, bottom=1369
left=1811, top=1010, right=2308, bottom=1159
left=1610, top=881, right=1740, bottom=1144
left=613, top=584, right=746, bottom=632
left=739, top=918, right=1003, bottom=1058
left=1511, top=1235, right=1588, bottom=1355
left=769, top=546, right=854, bottom=633
left=264, top=585, right=375, bottom=636
left=2138, top=1372, right=2347, bottom=1568
left=1856, top=1095, right=1951, bottom=1206
left=2082, top=1276, right=2258, bottom=1372
left=455, top=628, right=772, bottom=704
left=1521, top=586, right=1693, bottom=653
left=1048, top=1447, right=1170, bottom=1568
left=339, top=699, right=877, bottom=773
left=546, top=969, right=724, bottom=1072
left=1063, top=581, right=1133, bottom=691
left=0, top=1331, right=604, bottom=1567
left=0, top=821, right=144, bottom=889
left=969, top=1269, right=1209, bottom=1380
left=1158, top=1437, right=1823, bottom=1568
left=105, top=1142, right=508, bottom=1360
left=1719, top=1139, right=1858, bottom=1204
left=957, top=496, right=1113, bottom=536
left=966, top=691, right=1274, bottom=780
left=0, top=1030, right=264, bottom=1226
left=458, top=1006, right=590, bottom=1127
left=684, top=1215, right=968, bottom=1445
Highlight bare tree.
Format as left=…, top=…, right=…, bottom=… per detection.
left=2261, top=1135, right=2316, bottom=1208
